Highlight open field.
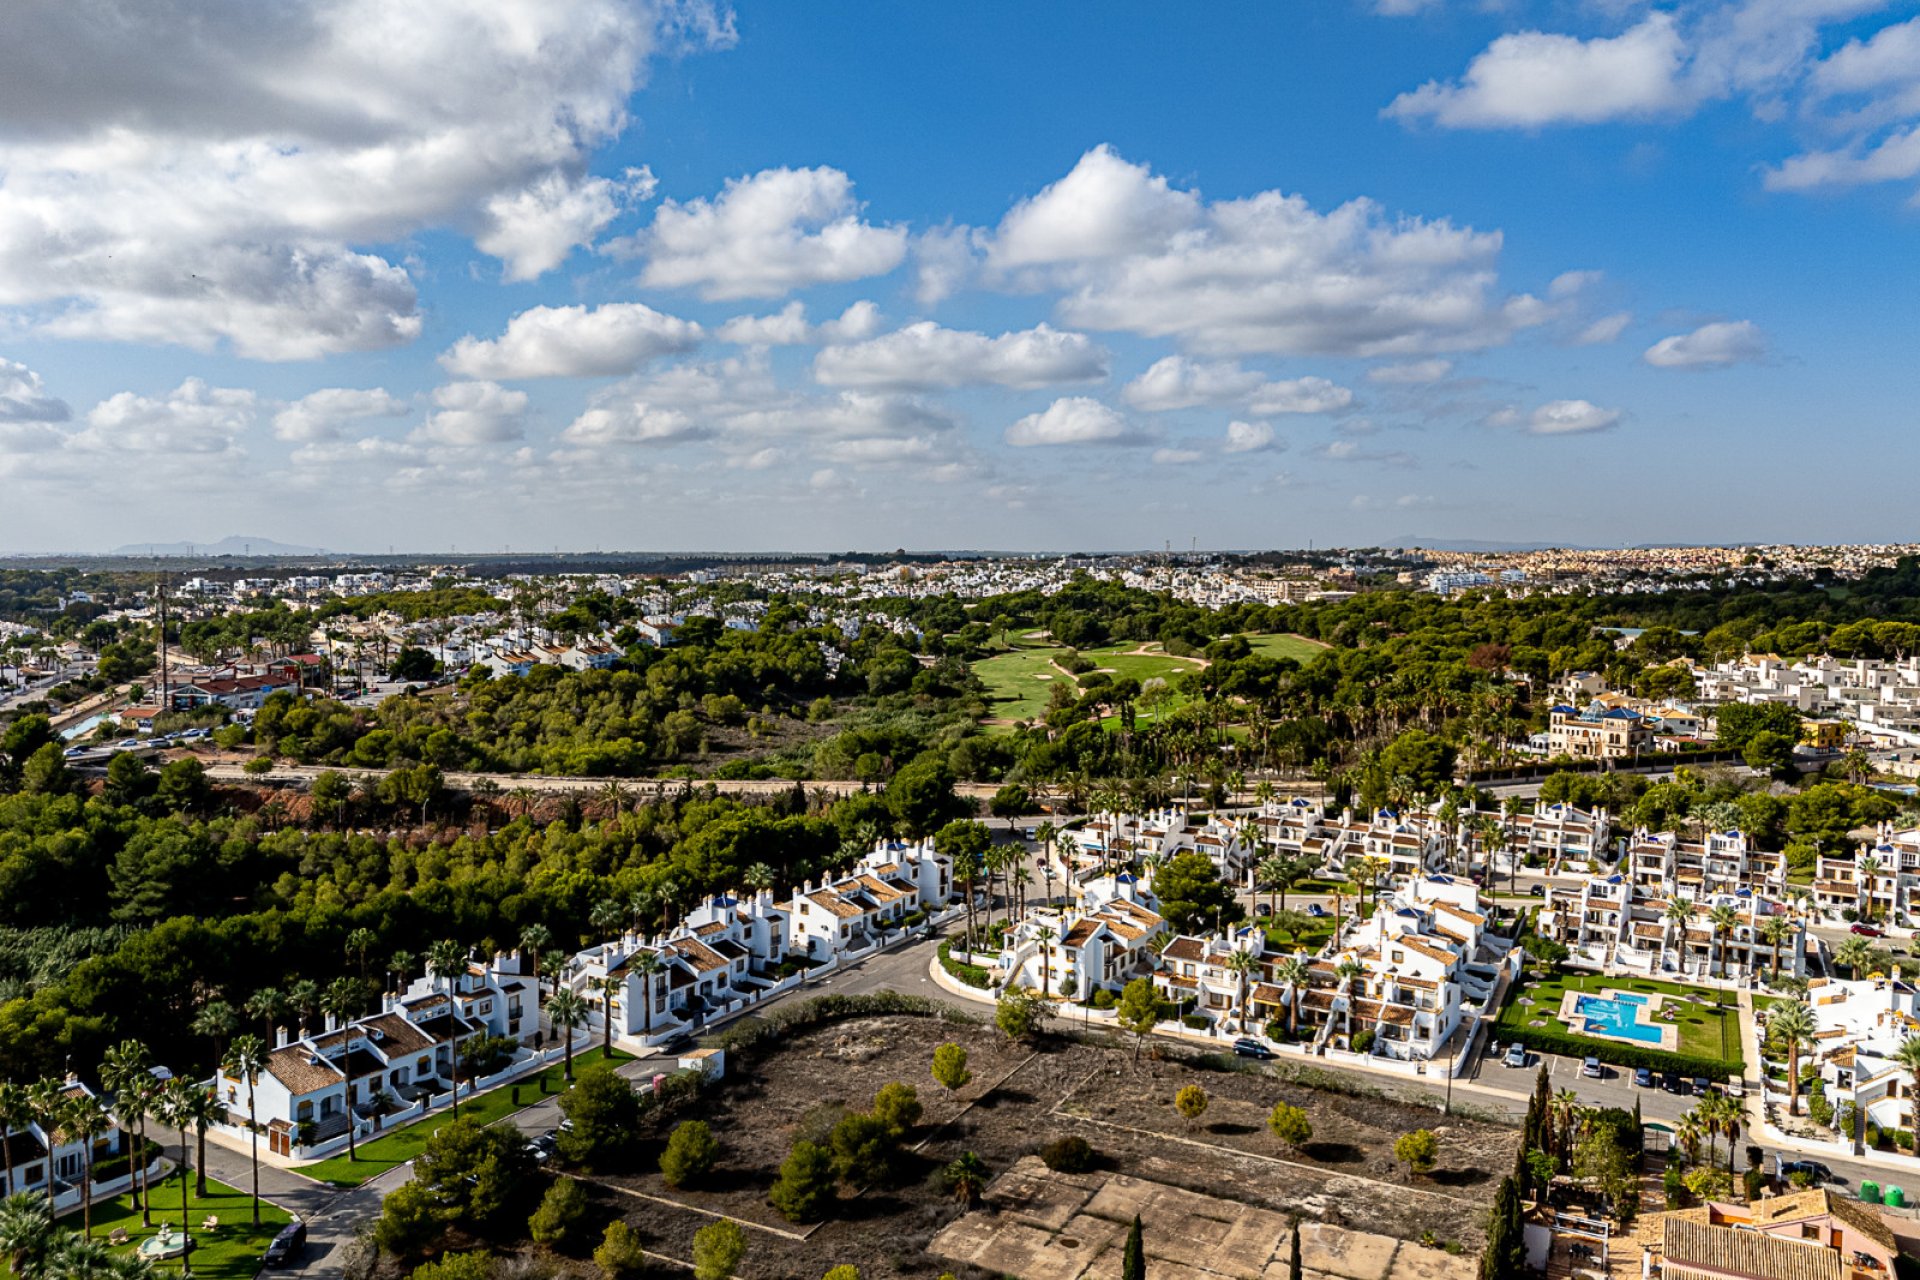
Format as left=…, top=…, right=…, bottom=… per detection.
left=1243, top=633, right=1332, bottom=663
left=301, top=1047, right=615, bottom=1186
left=565, top=1012, right=1514, bottom=1278
left=1495, top=970, right=1738, bottom=1064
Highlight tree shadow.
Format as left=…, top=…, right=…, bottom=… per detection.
left=1299, top=1141, right=1363, bottom=1164
left=1207, top=1122, right=1258, bottom=1137
left=1429, top=1166, right=1491, bottom=1188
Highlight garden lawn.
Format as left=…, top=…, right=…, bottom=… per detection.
left=1497, top=970, right=1739, bottom=1064
left=298, top=1047, right=613, bottom=1187
left=1242, top=633, right=1331, bottom=663
left=63, top=1173, right=289, bottom=1280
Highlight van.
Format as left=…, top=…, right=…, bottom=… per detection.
left=1725, top=1075, right=1745, bottom=1098
left=263, top=1219, right=307, bottom=1267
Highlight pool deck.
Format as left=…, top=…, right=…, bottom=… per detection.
left=1556, top=988, right=1678, bottom=1052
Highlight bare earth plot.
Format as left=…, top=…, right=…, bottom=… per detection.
left=585, top=1015, right=1513, bottom=1278
left=932, top=1157, right=1478, bottom=1280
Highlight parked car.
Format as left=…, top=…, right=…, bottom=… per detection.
left=1850, top=923, right=1885, bottom=937
left=1581, top=1057, right=1604, bottom=1079
left=1306, top=903, right=1327, bottom=918
left=1661, top=1072, right=1687, bottom=1095
left=655, top=1034, right=692, bottom=1056
left=1528, top=884, right=1546, bottom=897
left=1634, top=1066, right=1654, bottom=1088
left=525, top=1132, right=557, bottom=1164
left=1503, top=1044, right=1529, bottom=1069
left=1779, top=1159, right=1833, bottom=1184
left=1691, top=1077, right=1714, bottom=1096
left=1253, top=902, right=1272, bottom=917
left=263, top=1219, right=307, bottom=1267
left=1725, top=1075, right=1745, bottom=1098
left=1232, top=1037, right=1275, bottom=1060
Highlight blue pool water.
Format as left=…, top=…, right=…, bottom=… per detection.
left=1576, top=994, right=1664, bottom=1044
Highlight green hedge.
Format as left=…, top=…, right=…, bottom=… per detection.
left=1503, top=1020, right=1741, bottom=1079
left=937, top=940, right=992, bottom=989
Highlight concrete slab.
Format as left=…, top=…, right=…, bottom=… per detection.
left=1299, top=1221, right=1398, bottom=1280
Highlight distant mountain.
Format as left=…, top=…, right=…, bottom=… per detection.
left=1385, top=536, right=1586, bottom=553
left=109, top=535, right=329, bottom=557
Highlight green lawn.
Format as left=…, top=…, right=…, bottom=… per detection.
left=49, top=1174, right=291, bottom=1280
left=971, top=646, right=1075, bottom=723
left=299, top=1046, right=614, bottom=1187
left=1243, top=633, right=1331, bottom=663
left=1497, top=970, right=1739, bottom=1062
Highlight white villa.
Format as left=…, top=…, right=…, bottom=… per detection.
left=1814, top=824, right=1920, bottom=926
left=209, top=952, right=538, bottom=1158
left=998, top=872, right=1167, bottom=1001
left=0, top=1078, right=126, bottom=1205
left=1793, top=974, right=1920, bottom=1149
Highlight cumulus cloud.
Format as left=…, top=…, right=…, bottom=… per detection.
left=813, top=322, right=1108, bottom=391
left=562, top=402, right=703, bottom=447
left=1316, top=440, right=1417, bottom=466
left=979, top=147, right=1548, bottom=358
left=1151, top=447, right=1204, bottom=465
left=0, top=0, right=730, bottom=358
left=1575, top=312, right=1633, bottom=346
left=0, top=359, right=69, bottom=422
left=1526, top=399, right=1621, bottom=434
left=417, top=381, right=528, bottom=447
left=716, top=300, right=882, bottom=346
left=1367, top=359, right=1453, bottom=384
left=1352, top=492, right=1437, bottom=510
left=1005, top=397, right=1147, bottom=447
left=83, top=378, right=257, bottom=455
left=1643, top=319, right=1768, bottom=368
left=625, top=166, right=908, bottom=300
left=272, top=387, right=409, bottom=443
left=441, top=302, right=702, bottom=379
left=1122, top=355, right=1353, bottom=413
left=1387, top=15, right=1689, bottom=128
left=1223, top=420, right=1284, bottom=453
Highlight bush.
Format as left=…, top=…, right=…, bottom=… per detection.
left=1091, top=988, right=1117, bottom=1010
left=1351, top=1029, right=1376, bottom=1055
left=594, top=1222, right=647, bottom=1279
left=1180, top=1014, right=1209, bottom=1031
left=528, top=1177, right=589, bottom=1249
left=770, top=1139, right=838, bottom=1222
left=692, top=1219, right=746, bottom=1280
left=1040, top=1135, right=1095, bottom=1173
left=1267, top=1103, right=1311, bottom=1149
left=931, top=1043, right=972, bottom=1092
left=936, top=941, right=992, bottom=990
left=557, top=1063, right=643, bottom=1171
left=830, top=1112, right=899, bottom=1186
left=411, top=1254, right=492, bottom=1280
left=1174, top=1085, right=1209, bottom=1127
left=1395, top=1129, right=1440, bottom=1174
left=871, top=1082, right=922, bottom=1138
left=660, top=1120, right=720, bottom=1188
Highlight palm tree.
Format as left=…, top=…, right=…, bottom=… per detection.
left=589, top=897, right=627, bottom=946
left=1548, top=1089, right=1582, bottom=1170
left=518, top=924, right=554, bottom=990
left=0, top=1190, right=55, bottom=1279
left=285, top=979, right=321, bottom=1035
left=1226, top=950, right=1259, bottom=1031
left=1769, top=1000, right=1816, bottom=1118
left=345, top=928, right=378, bottom=985
left=1758, top=909, right=1789, bottom=982
left=1275, top=956, right=1310, bottom=1039
left=547, top=989, right=590, bottom=1081
left=1664, top=894, right=1696, bottom=974
left=98, top=1040, right=156, bottom=1226
left=48, top=1231, right=155, bottom=1280
left=741, top=863, right=776, bottom=896
left=1833, top=935, right=1873, bottom=979
left=152, top=1079, right=195, bottom=1277
left=1674, top=1109, right=1705, bottom=1165
left=1894, top=1039, right=1920, bottom=1158
left=177, top=1084, right=222, bottom=1199
left=0, top=1083, right=31, bottom=1200
left=1034, top=925, right=1055, bottom=998
left=427, top=940, right=467, bottom=1118
left=1707, top=904, right=1741, bottom=981
left=946, top=1151, right=990, bottom=1206
left=190, top=1001, right=238, bottom=1067
left=387, top=950, right=416, bottom=993
left=223, top=1034, right=266, bottom=1226
left=598, top=975, right=623, bottom=1057
left=629, top=953, right=662, bottom=1036
left=59, top=1093, right=112, bottom=1240
left=322, top=977, right=365, bottom=1161
left=1857, top=854, right=1885, bottom=923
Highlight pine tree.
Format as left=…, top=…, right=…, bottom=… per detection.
left=1123, top=1214, right=1145, bottom=1280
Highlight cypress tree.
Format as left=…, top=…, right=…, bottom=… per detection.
left=1123, top=1215, right=1146, bottom=1280
left=1480, top=1175, right=1527, bottom=1280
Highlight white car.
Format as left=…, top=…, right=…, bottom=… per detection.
left=1503, top=1044, right=1529, bottom=1069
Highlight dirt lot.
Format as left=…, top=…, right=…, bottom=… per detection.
left=571, top=1014, right=1519, bottom=1279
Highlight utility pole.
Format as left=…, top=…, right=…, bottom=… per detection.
left=155, top=562, right=170, bottom=714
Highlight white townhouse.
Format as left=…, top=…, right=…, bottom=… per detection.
left=1626, top=826, right=1788, bottom=899
left=210, top=953, right=538, bottom=1158
left=1490, top=801, right=1612, bottom=874
left=570, top=888, right=791, bottom=1041
left=1793, top=974, right=1920, bottom=1147
left=0, top=1078, right=126, bottom=1202
left=788, top=840, right=952, bottom=961
left=1243, top=799, right=1442, bottom=883
left=1815, top=825, right=1920, bottom=926
left=999, top=873, right=1167, bottom=1001
left=1537, top=875, right=1806, bottom=980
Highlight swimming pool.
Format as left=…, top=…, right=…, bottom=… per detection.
left=1576, top=993, right=1665, bottom=1044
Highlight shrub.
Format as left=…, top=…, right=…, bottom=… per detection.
left=529, top=1177, right=590, bottom=1249
left=1395, top=1129, right=1440, bottom=1174
left=1040, top=1135, right=1095, bottom=1173
left=936, top=941, right=992, bottom=990
left=769, top=1139, right=838, bottom=1223
left=594, top=1222, right=647, bottom=1279
left=932, top=1043, right=972, bottom=1092
left=1091, top=988, right=1117, bottom=1010
left=823, top=1269, right=860, bottom=1280
left=692, top=1219, right=746, bottom=1280
left=1267, top=1103, right=1311, bottom=1149
left=871, top=1082, right=923, bottom=1138
left=996, top=987, right=1050, bottom=1041
left=411, top=1253, right=492, bottom=1280
left=830, top=1112, right=898, bottom=1186
left=660, top=1120, right=720, bottom=1188
left=1180, top=1014, right=1209, bottom=1031
left=557, top=1063, right=643, bottom=1171
left=1351, top=1029, right=1376, bottom=1055
left=1174, top=1085, right=1209, bottom=1128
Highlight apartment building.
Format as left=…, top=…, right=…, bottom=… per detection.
left=788, top=841, right=951, bottom=961
left=1626, top=827, right=1788, bottom=899
left=1813, top=824, right=1920, bottom=926
left=1804, top=976, right=1920, bottom=1154
left=0, top=1079, right=126, bottom=1202
left=1068, top=808, right=1256, bottom=886
left=999, top=873, right=1167, bottom=1001
left=1549, top=703, right=1655, bottom=759
left=1537, top=875, right=1805, bottom=979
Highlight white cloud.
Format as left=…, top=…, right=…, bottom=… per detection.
left=1316, top=440, right=1417, bottom=466
left=1548, top=270, right=1604, bottom=299
left=716, top=300, right=882, bottom=346
left=912, top=224, right=980, bottom=305
left=1767, top=125, right=1920, bottom=191
left=1366, top=359, right=1453, bottom=384
left=417, top=381, right=528, bottom=447
left=1643, top=319, right=1768, bottom=368
left=1376, top=0, right=1439, bottom=13
left=980, top=147, right=1547, bottom=358
left=475, top=168, right=654, bottom=283
left=1223, top=420, right=1283, bottom=454
left=1122, top=355, right=1352, bottom=413
left=272, top=387, right=408, bottom=443
left=562, top=402, right=703, bottom=447
left=0, top=359, right=69, bottom=422
left=1151, top=447, right=1204, bottom=465
left=441, top=302, right=702, bottom=379
left=1527, top=399, right=1621, bottom=434
left=814, top=321, right=1108, bottom=391
left=1351, top=492, right=1436, bottom=511
left=626, top=166, right=908, bottom=300
left=1005, top=396, right=1146, bottom=447
left=83, top=378, right=257, bottom=455
left=1386, top=15, right=1690, bottom=128
left=1575, top=312, right=1633, bottom=345
left=0, top=0, right=731, bottom=358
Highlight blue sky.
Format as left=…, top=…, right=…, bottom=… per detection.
left=3, top=0, right=1919, bottom=553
